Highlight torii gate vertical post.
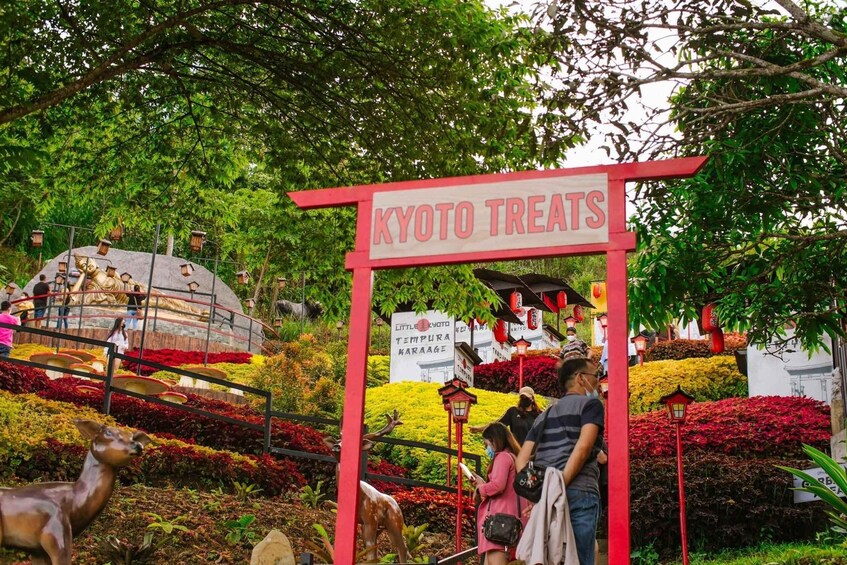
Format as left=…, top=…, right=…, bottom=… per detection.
left=288, top=156, right=707, bottom=565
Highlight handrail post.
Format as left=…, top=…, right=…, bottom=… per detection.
left=153, top=296, right=159, bottom=332
left=248, top=317, right=253, bottom=352
left=264, top=394, right=272, bottom=454
left=360, top=424, right=369, bottom=482
left=103, top=343, right=115, bottom=415
left=300, top=553, right=315, bottom=565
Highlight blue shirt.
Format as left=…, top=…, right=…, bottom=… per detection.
left=525, top=394, right=605, bottom=494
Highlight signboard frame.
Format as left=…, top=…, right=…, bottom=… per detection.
left=288, top=156, right=708, bottom=565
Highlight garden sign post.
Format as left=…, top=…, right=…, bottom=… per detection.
left=288, top=156, right=707, bottom=565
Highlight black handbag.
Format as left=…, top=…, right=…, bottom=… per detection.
left=482, top=512, right=522, bottom=547
left=513, top=408, right=552, bottom=503
left=482, top=462, right=522, bottom=548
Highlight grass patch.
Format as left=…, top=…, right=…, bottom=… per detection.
left=672, top=542, right=847, bottom=564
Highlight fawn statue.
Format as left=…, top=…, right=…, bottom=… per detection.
left=324, top=410, right=409, bottom=563
left=0, top=419, right=151, bottom=564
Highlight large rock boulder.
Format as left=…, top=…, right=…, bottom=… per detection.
left=251, top=529, right=295, bottom=565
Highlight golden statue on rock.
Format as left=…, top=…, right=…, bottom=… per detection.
left=70, top=254, right=209, bottom=321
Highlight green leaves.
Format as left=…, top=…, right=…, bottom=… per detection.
left=777, top=444, right=847, bottom=531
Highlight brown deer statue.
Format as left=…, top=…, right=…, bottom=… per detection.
left=324, top=410, right=409, bottom=563
left=0, top=419, right=151, bottom=564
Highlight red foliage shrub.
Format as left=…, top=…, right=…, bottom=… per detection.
left=0, top=362, right=52, bottom=394
left=629, top=396, right=830, bottom=460
left=122, top=348, right=253, bottom=375
left=367, top=459, right=410, bottom=494
left=473, top=356, right=560, bottom=396
left=629, top=452, right=826, bottom=554
left=393, top=488, right=475, bottom=534
left=645, top=335, right=746, bottom=361
left=15, top=438, right=305, bottom=495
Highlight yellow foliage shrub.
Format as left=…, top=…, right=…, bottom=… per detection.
left=628, top=356, right=747, bottom=414
left=0, top=390, right=266, bottom=471
left=9, top=343, right=104, bottom=362
left=367, top=355, right=390, bottom=387
left=365, top=382, right=546, bottom=484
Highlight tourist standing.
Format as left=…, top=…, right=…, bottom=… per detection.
left=15, top=293, right=34, bottom=326
left=0, top=301, right=21, bottom=357
left=126, top=285, right=142, bottom=330
left=559, top=326, right=590, bottom=362
left=32, top=274, right=50, bottom=328
left=471, top=386, right=542, bottom=445
left=104, top=317, right=129, bottom=373
left=473, top=423, right=524, bottom=565
left=517, top=357, right=605, bottom=565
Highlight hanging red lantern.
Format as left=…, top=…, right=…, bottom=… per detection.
left=509, top=291, right=522, bottom=311
left=557, top=291, right=568, bottom=309
left=701, top=303, right=718, bottom=332
left=573, top=305, right=585, bottom=323
left=493, top=319, right=509, bottom=343
left=592, top=283, right=603, bottom=299
left=527, top=308, right=540, bottom=330
left=711, top=328, right=725, bottom=354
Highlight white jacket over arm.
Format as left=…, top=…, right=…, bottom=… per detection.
left=516, top=466, right=579, bottom=565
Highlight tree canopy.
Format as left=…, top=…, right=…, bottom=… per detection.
left=1, top=0, right=581, bottom=319
left=535, top=0, right=847, bottom=348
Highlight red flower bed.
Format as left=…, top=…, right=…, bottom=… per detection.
left=0, top=361, right=335, bottom=483
left=645, top=335, right=746, bottom=361
left=367, top=459, right=410, bottom=494
left=15, top=438, right=305, bottom=495
left=393, top=488, right=475, bottom=535
left=629, top=396, right=829, bottom=459
left=473, top=355, right=560, bottom=396
left=630, top=452, right=826, bottom=554
left=122, top=348, right=253, bottom=375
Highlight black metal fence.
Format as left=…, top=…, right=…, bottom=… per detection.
left=0, top=321, right=482, bottom=495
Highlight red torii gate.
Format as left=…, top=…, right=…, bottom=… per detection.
left=288, top=156, right=707, bottom=565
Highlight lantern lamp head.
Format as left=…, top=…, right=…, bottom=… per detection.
left=109, top=224, right=124, bottom=242
left=54, top=273, right=66, bottom=286
left=236, top=270, right=250, bottom=285
left=187, top=280, right=200, bottom=293
left=105, top=265, right=117, bottom=277
left=564, top=316, right=577, bottom=329
left=336, top=320, right=344, bottom=329
left=277, top=277, right=287, bottom=290
left=273, top=317, right=283, bottom=328
left=189, top=231, right=206, bottom=253
left=631, top=334, right=648, bottom=353
left=445, top=388, right=477, bottom=423
left=30, top=230, right=44, bottom=248
left=514, top=336, right=531, bottom=357
left=180, top=263, right=194, bottom=277
left=96, top=239, right=112, bottom=256
left=598, top=313, right=608, bottom=328
left=5, top=283, right=16, bottom=296
left=245, top=298, right=256, bottom=310
left=659, top=386, right=695, bottom=424
left=120, top=272, right=132, bottom=283
left=376, top=317, right=383, bottom=327
left=58, top=261, right=68, bottom=274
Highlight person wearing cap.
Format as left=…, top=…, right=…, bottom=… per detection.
left=470, top=386, right=542, bottom=445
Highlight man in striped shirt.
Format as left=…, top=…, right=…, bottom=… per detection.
left=517, top=357, right=605, bottom=564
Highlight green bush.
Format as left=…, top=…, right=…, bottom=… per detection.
left=367, top=356, right=390, bottom=388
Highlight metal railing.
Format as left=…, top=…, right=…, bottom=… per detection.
left=299, top=546, right=479, bottom=565
left=0, top=321, right=482, bottom=496
left=10, top=289, right=275, bottom=353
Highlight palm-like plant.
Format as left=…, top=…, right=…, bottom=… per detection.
left=778, top=444, right=847, bottom=530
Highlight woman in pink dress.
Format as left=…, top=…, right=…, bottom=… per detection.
left=473, top=422, right=524, bottom=565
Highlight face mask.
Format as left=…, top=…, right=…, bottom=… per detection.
left=582, top=376, right=600, bottom=400
left=566, top=335, right=576, bottom=342
left=485, top=445, right=496, bottom=459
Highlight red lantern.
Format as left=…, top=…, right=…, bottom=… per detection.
left=592, top=283, right=603, bottom=299
left=557, top=291, right=568, bottom=309
left=573, top=305, right=584, bottom=323
left=493, top=319, right=509, bottom=343
left=701, top=303, right=718, bottom=332
left=510, top=290, right=522, bottom=311
left=711, top=328, right=725, bottom=354
left=527, top=308, right=540, bottom=330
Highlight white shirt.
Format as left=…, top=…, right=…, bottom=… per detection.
left=105, top=331, right=129, bottom=356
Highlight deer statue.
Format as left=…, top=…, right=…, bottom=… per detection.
left=0, top=419, right=151, bottom=565
left=324, top=410, right=409, bottom=563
